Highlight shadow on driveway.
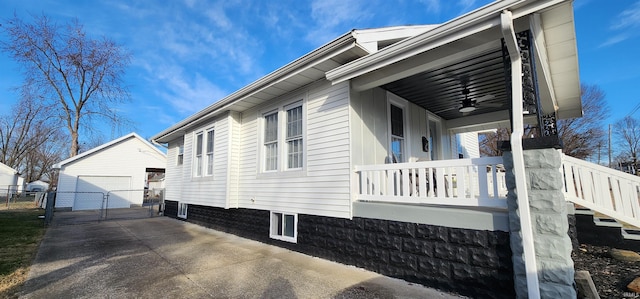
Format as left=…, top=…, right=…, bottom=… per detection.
left=19, top=212, right=464, bottom=298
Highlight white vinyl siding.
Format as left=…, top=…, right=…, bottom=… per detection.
left=168, top=114, right=230, bottom=208
left=236, top=80, right=351, bottom=218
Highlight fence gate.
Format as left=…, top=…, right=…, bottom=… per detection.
left=52, top=189, right=165, bottom=224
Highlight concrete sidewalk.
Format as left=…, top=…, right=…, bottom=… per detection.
left=20, top=212, right=464, bottom=298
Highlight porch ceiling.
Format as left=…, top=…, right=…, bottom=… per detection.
left=382, top=40, right=509, bottom=121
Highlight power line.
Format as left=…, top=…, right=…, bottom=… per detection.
left=626, top=101, right=640, bottom=118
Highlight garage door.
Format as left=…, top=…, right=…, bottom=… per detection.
left=74, top=176, right=132, bottom=210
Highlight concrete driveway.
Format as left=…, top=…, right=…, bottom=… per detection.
left=19, top=210, right=464, bottom=298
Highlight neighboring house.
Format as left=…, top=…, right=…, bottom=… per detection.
left=0, top=162, right=20, bottom=196
left=26, top=180, right=49, bottom=192
left=152, top=1, right=582, bottom=298
left=54, top=133, right=166, bottom=211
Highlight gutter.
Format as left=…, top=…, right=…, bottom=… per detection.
left=501, top=10, right=541, bottom=299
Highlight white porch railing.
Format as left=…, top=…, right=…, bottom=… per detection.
left=354, top=157, right=508, bottom=208
left=562, top=154, right=640, bottom=228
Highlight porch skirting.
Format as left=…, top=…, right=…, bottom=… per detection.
left=164, top=200, right=515, bottom=299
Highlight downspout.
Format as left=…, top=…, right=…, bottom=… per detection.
left=501, top=10, right=541, bottom=299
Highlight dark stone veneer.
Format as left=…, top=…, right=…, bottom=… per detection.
left=164, top=200, right=515, bottom=298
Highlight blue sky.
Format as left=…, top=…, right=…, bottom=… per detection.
left=1, top=0, right=639, bottom=143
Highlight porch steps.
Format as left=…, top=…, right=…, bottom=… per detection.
left=574, top=208, right=640, bottom=251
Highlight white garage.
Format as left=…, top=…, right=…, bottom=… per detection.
left=54, top=133, right=166, bottom=211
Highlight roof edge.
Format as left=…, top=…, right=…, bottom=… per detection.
left=53, top=132, right=166, bottom=169
left=151, top=31, right=360, bottom=143
left=326, top=0, right=566, bottom=84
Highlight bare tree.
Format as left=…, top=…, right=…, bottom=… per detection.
left=557, top=84, right=609, bottom=160
left=614, top=116, right=640, bottom=175
left=1, top=14, right=131, bottom=157
left=479, top=128, right=511, bottom=157
left=0, top=92, right=62, bottom=181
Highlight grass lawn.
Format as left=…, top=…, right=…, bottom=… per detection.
left=0, top=209, right=46, bottom=298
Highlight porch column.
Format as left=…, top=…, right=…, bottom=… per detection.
left=504, top=149, right=575, bottom=298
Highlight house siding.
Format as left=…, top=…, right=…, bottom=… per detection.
left=350, top=88, right=430, bottom=166
left=178, top=113, right=230, bottom=208
left=165, top=200, right=515, bottom=299
left=55, top=136, right=166, bottom=209
left=165, top=139, right=183, bottom=203
left=236, top=80, right=352, bottom=218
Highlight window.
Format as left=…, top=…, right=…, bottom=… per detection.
left=286, top=105, right=303, bottom=169
left=193, top=128, right=214, bottom=177
left=177, top=202, right=188, bottom=219
left=264, top=112, right=278, bottom=171
left=195, top=133, right=203, bottom=176
left=177, top=143, right=184, bottom=165
left=206, top=130, right=214, bottom=175
left=270, top=211, right=297, bottom=242
left=262, top=101, right=304, bottom=173
left=390, top=103, right=405, bottom=162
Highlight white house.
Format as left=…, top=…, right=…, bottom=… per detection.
left=54, top=133, right=166, bottom=211
left=152, top=1, right=589, bottom=297
left=0, top=162, right=20, bottom=196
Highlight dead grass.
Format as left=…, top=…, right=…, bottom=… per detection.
left=0, top=209, right=46, bottom=298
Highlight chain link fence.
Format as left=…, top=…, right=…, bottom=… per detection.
left=48, top=188, right=165, bottom=224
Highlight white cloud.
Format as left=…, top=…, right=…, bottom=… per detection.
left=457, top=0, right=476, bottom=13
left=305, top=0, right=372, bottom=45
left=205, top=6, right=232, bottom=30
left=611, top=1, right=640, bottom=30
left=154, top=65, right=228, bottom=115
left=599, top=34, right=629, bottom=48
left=420, top=0, right=442, bottom=14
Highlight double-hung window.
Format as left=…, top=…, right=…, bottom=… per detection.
left=390, top=103, right=405, bottom=162
left=195, top=133, right=204, bottom=176
left=193, top=128, right=214, bottom=177
left=206, top=130, right=214, bottom=176
left=177, top=143, right=184, bottom=165
left=262, top=100, right=304, bottom=173
left=286, top=105, right=303, bottom=169
left=264, top=112, right=278, bottom=171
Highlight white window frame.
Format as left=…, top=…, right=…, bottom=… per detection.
left=177, top=202, right=188, bottom=219
left=177, top=143, right=184, bottom=166
left=263, top=110, right=279, bottom=172
left=259, top=98, right=305, bottom=174
left=205, top=129, right=215, bottom=176
left=269, top=211, right=297, bottom=243
left=193, top=127, right=215, bottom=178
left=194, top=132, right=204, bottom=177
left=285, top=102, right=303, bottom=170
left=388, top=94, right=408, bottom=163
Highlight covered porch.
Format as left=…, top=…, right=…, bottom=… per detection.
left=328, top=1, right=580, bottom=212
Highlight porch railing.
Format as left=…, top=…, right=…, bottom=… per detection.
left=562, top=154, right=640, bottom=228
left=354, top=157, right=508, bottom=208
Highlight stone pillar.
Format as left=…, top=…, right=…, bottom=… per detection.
left=503, top=148, right=575, bottom=298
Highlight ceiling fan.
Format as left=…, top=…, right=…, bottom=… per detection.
left=458, top=88, right=495, bottom=113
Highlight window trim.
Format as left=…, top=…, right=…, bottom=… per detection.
left=192, top=127, right=215, bottom=178
left=177, top=202, right=188, bottom=219
left=284, top=102, right=303, bottom=170
left=387, top=93, right=409, bottom=163
left=194, top=132, right=204, bottom=177
left=269, top=211, right=298, bottom=243
left=205, top=129, right=215, bottom=176
left=177, top=143, right=184, bottom=166
left=258, top=97, right=306, bottom=175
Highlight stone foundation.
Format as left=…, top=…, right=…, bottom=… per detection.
left=164, top=201, right=515, bottom=298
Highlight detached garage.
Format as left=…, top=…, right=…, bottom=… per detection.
left=54, top=133, right=166, bottom=211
